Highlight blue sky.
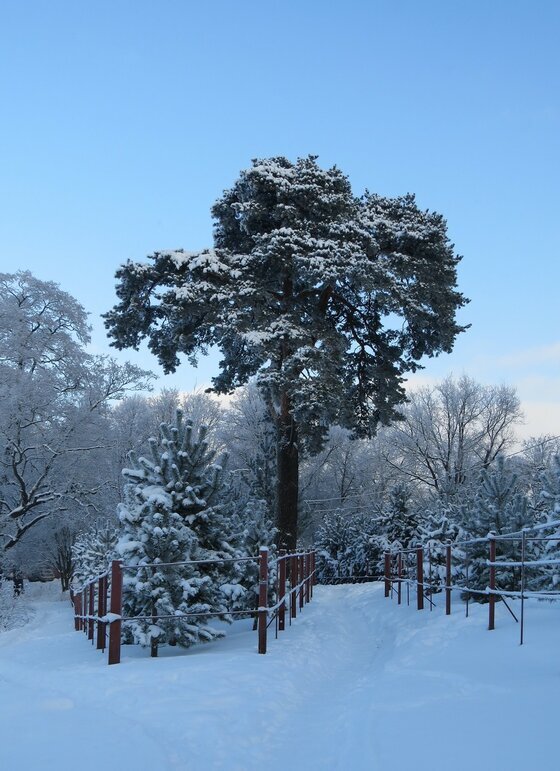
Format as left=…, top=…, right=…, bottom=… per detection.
left=1, top=0, right=558, bottom=438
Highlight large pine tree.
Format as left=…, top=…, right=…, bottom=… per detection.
left=105, top=156, right=468, bottom=549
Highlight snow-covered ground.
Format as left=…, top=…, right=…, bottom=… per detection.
left=0, top=580, right=557, bottom=771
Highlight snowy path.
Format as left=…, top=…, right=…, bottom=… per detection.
left=0, top=582, right=558, bottom=770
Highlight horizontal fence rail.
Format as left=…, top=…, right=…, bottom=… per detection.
left=70, top=547, right=317, bottom=665
left=383, top=519, right=560, bottom=646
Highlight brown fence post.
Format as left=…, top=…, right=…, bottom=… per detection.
left=416, top=546, right=424, bottom=611
left=80, top=591, right=85, bottom=631
left=488, top=533, right=496, bottom=631
left=384, top=551, right=391, bottom=597
left=311, top=551, right=316, bottom=593
left=108, top=560, right=123, bottom=665
left=445, top=542, right=452, bottom=616
left=96, top=576, right=106, bottom=650
left=299, top=555, right=304, bottom=610
left=291, top=555, right=298, bottom=618
left=70, top=589, right=77, bottom=630
left=397, top=552, right=402, bottom=605
left=305, top=552, right=311, bottom=604
left=278, top=551, right=286, bottom=632
left=88, top=582, right=95, bottom=641
left=102, top=575, right=109, bottom=651
left=74, top=593, right=81, bottom=631
left=258, top=547, right=268, bottom=654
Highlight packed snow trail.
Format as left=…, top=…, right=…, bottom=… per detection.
left=0, top=581, right=558, bottom=770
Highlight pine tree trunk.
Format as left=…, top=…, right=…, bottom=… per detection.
left=276, top=393, right=299, bottom=552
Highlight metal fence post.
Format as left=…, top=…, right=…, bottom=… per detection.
left=397, top=552, right=402, bottom=605
left=488, top=533, right=496, bottom=631
left=305, top=552, right=311, bottom=604
left=108, top=560, right=123, bottom=665
left=445, top=541, right=452, bottom=616
left=416, top=546, right=424, bottom=611
left=520, top=530, right=526, bottom=645
left=258, top=547, right=268, bottom=654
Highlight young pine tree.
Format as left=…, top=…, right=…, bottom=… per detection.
left=460, top=456, right=533, bottom=597
left=315, top=510, right=360, bottom=581
left=530, top=455, right=560, bottom=591
left=229, top=498, right=277, bottom=627
left=417, top=502, right=464, bottom=593
left=117, top=409, right=241, bottom=655
left=381, top=483, right=419, bottom=550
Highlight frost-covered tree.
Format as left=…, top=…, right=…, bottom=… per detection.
left=300, top=426, right=401, bottom=542
left=455, top=457, right=534, bottom=597
left=385, top=375, right=522, bottom=498
left=517, top=436, right=560, bottom=515
left=470, top=456, right=532, bottom=537
left=219, top=382, right=277, bottom=518
left=315, top=511, right=361, bottom=580
left=380, top=483, right=420, bottom=550
left=0, top=271, right=151, bottom=556
left=529, top=455, right=560, bottom=591
left=231, top=498, right=277, bottom=624
left=105, top=156, right=468, bottom=549
left=315, top=509, right=383, bottom=581
left=117, top=409, right=240, bottom=656
left=539, top=455, right=560, bottom=516
left=109, top=389, right=225, bottom=514
left=416, top=501, right=465, bottom=593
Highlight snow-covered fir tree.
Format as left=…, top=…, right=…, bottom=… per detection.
left=417, top=501, right=464, bottom=592
left=455, top=457, right=534, bottom=597
left=315, top=510, right=383, bottom=581
left=530, top=455, right=560, bottom=591
left=230, top=498, right=277, bottom=625
left=352, top=513, right=386, bottom=577
left=315, top=511, right=359, bottom=580
left=380, top=483, right=419, bottom=550
left=117, top=409, right=241, bottom=656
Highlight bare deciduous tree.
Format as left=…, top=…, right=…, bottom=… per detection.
left=384, top=375, right=523, bottom=497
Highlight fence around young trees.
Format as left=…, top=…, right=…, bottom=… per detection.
left=383, top=519, right=560, bottom=644
left=70, top=548, right=316, bottom=664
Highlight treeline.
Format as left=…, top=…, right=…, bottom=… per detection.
left=1, top=272, right=559, bottom=618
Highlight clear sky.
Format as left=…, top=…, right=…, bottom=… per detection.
left=1, top=0, right=558, bottom=439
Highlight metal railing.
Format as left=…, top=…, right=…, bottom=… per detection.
left=383, top=519, right=560, bottom=645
